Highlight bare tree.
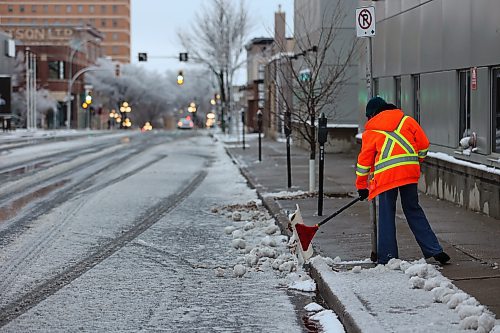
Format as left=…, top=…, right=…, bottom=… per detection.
left=177, top=0, right=251, bottom=133
left=269, top=1, right=360, bottom=191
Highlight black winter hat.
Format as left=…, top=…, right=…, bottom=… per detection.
left=366, top=96, right=388, bottom=119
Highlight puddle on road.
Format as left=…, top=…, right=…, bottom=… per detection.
left=0, top=161, right=51, bottom=181
left=302, top=315, right=320, bottom=332
left=287, top=288, right=332, bottom=333
left=0, top=179, right=70, bottom=223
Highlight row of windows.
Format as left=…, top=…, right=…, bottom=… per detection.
left=6, top=4, right=120, bottom=15
left=2, top=17, right=121, bottom=28
left=379, top=68, right=500, bottom=154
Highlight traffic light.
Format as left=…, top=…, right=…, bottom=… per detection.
left=179, top=52, right=188, bottom=62
left=85, top=93, right=92, bottom=105
left=138, top=52, right=148, bottom=62
left=115, top=63, right=120, bottom=77
left=177, top=71, right=184, bottom=85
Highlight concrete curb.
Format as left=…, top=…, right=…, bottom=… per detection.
left=225, top=146, right=382, bottom=333
left=309, top=258, right=386, bottom=333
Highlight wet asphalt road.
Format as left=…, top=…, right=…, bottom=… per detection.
left=0, top=130, right=316, bottom=332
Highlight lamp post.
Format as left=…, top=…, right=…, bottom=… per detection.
left=119, top=101, right=132, bottom=128
left=66, top=39, right=92, bottom=130
left=108, top=109, right=118, bottom=129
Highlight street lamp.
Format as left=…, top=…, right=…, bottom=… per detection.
left=119, top=101, right=132, bottom=129
left=108, top=109, right=118, bottom=129
left=188, top=101, right=197, bottom=127
left=66, top=39, right=89, bottom=130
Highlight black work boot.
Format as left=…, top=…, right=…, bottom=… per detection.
left=433, top=252, right=450, bottom=265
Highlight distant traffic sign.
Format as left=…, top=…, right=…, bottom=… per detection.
left=179, top=52, right=188, bottom=62
left=138, top=52, right=148, bottom=61
left=356, top=6, right=375, bottom=37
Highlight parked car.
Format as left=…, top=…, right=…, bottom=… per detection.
left=177, top=117, right=194, bottom=129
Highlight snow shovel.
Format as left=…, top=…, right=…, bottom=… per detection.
left=294, top=196, right=362, bottom=256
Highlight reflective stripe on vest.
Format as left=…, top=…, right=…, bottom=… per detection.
left=372, top=116, right=419, bottom=174
left=356, top=163, right=371, bottom=176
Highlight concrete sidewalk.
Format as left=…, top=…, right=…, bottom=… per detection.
left=222, top=135, right=500, bottom=324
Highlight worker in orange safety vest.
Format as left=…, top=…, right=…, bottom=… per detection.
left=355, top=96, right=450, bottom=265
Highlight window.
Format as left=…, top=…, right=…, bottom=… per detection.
left=412, top=75, right=420, bottom=123
left=459, top=70, right=471, bottom=140
left=394, top=76, right=401, bottom=108
left=66, top=5, right=72, bottom=13
left=19, top=5, right=25, bottom=13
left=112, top=33, right=118, bottom=40
left=7, top=5, right=13, bottom=13
left=43, top=5, right=48, bottom=13
left=112, top=19, right=118, bottom=28
left=101, top=5, right=107, bottom=14
left=373, top=78, right=379, bottom=96
left=48, top=61, right=65, bottom=80
left=112, top=5, right=118, bottom=13
left=31, top=5, right=37, bottom=13
left=89, top=5, right=94, bottom=13
left=492, top=68, right=500, bottom=153
left=55, top=5, right=60, bottom=13
left=112, top=46, right=119, bottom=54
left=101, top=19, right=106, bottom=27
left=77, top=5, right=83, bottom=13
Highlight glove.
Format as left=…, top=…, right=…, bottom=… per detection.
left=358, top=189, right=369, bottom=201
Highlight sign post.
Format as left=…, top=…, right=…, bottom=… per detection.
left=356, top=5, right=378, bottom=263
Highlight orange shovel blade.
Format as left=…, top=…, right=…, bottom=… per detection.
left=295, top=223, right=319, bottom=251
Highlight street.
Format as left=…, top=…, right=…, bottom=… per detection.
left=0, top=131, right=316, bottom=332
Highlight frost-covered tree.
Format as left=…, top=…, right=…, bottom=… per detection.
left=177, top=0, right=251, bottom=132
left=10, top=51, right=57, bottom=128
left=86, top=59, right=213, bottom=129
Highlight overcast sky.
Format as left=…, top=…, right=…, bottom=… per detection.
left=130, top=0, right=293, bottom=83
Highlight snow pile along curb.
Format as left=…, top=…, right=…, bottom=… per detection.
left=309, top=256, right=500, bottom=333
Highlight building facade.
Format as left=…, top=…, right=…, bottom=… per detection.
left=0, top=23, right=103, bottom=128
left=357, top=0, right=500, bottom=218
left=245, top=37, right=273, bottom=133
left=0, top=0, right=130, bottom=128
left=0, top=0, right=130, bottom=63
left=292, top=0, right=359, bottom=152
left=0, top=31, right=16, bottom=130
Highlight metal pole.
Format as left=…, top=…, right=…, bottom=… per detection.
left=242, top=110, right=245, bottom=150
left=257, top=110, right=262, bottom=162
left=32, top=53, right=37, bottom=130
left=25, top=49, right=30, bottom=129
left=285, top=109, right=292, bottom=188
left=367, top=36, right=378, bottom=263
left=318, top=144, right=324, bottom=215
left=286, top=136, right=292, bottom=188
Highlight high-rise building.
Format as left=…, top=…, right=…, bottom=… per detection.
left=0, top=1, right=130, bottom=63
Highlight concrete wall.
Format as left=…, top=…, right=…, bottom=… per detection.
left=420, top=157, right=500, bottom=219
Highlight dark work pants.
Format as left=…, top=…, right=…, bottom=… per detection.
left=377, top=183, right=443, bottom=264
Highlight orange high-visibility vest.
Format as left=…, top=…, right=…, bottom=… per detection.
left=355, top=109, right=429, bottom=200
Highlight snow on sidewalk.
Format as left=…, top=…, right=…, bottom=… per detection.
left=311, top=256, right=499, bottom=333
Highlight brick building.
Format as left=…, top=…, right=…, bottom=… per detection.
left=0, top=1, right=130, bottom=63
left=0, top=1, right=130, bottom=128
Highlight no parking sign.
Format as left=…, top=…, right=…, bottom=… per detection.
left=356, top=6, right=375, bottom=37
